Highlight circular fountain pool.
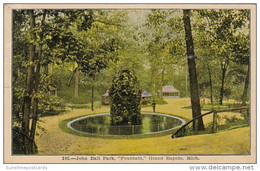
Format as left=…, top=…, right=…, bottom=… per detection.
left=67, top=113, right=185, bottom=137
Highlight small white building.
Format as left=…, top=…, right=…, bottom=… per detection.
left=158, top=85, right=180, bottom=98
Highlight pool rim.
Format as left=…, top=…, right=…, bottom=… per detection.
left=67, top=113, right=186, bottom=137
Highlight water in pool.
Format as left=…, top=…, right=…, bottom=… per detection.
left=68, top=113, right=185, bottom=136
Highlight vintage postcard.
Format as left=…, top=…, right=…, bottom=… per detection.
left=3, top=3, right=256, bottom=164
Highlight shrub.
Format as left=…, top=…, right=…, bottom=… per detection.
left=109, top=70, right=142, bottom=125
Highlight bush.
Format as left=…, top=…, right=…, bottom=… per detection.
left=12, top=125, right=38, bottom=154
left=109, top=70, right=142, bottom=125
left=12, top=126, right=25, bottom=154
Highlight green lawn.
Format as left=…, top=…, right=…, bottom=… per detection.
left=35, top=98, right=250, bottom=155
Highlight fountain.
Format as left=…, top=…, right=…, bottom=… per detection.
left=67, top=70, right=186, bottom=137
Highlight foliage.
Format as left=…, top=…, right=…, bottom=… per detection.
left=144, top=10, right=186, bottom=96
left=12, top=125, right=30, bottom=154
left=194, top=9, right=250, bottom=104
left=109, top=70, right=142, bottom=125
left=76, top=12, right=123, bottom=78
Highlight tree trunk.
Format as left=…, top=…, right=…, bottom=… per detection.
left=30, top=99, right=38, bottom=153
left=206, top=62, right=213, bottom=104
left=149, top=67, right=156, bottom=96
left=185, top=64, right=188, bottom=97
left=241, top=64, right=250, bottom=106
left=67, top=67, right=77, bottom=86
left=74, top=67, right=79, bottom=100
left=160, top=67, right=165, bottom=99
left=91, top=76, right=95, bottom=111
left=29, top=11, right=46, bottom=154
left=22, top=10, right=36, bottom=154
left=183, top=9, right=204, bottom=131
left=219, top=64, right=228, bottom=105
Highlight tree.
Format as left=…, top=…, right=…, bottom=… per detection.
left=145, top=10, right=185, bottom=97
left=76, top=10, right=125, bottom=111
left=21, top=10, right=36, bottom=154
left=29, top=10, right=47, bottom=153
left=13, top=9, right=88, bottom=154
left=64, top=10, right=94, bottom=100
left=230, top=33, right=250, bottom=105
left=13, top=9, right=48, bottom=154
left=182, top=9, right=204, bottom=131
left=192, top=11, right=216, bottom=104
left=198, top=9, right=249, bottom=105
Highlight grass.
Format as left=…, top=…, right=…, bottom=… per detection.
left=183, top=102, right=249, bottom=111
left=178, top=116, right=249, bottom=138
left=66, top=101, right=103, bottom=109
left=35, top=98, right=250, bottom=155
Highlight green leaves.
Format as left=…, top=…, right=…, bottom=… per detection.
left=193, top=9, right=249, bottom=103
left=109, top=70, right=142, bottom=125
left=77, top=11, right=123, bottom=78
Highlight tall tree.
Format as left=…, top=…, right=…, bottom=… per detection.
left=230, top=33, right=250, bottom=105
left=22, top=10, right=36, bottom=154
left=77, top=10, right=125, bottom=111
left=183, top=9, right=204, bottom=131
left=145, top=10, right=185, bottom=96
left=192, top=11, right=216, bottom=104
left=198, top=9, right=249, bottom=105
left=29, top=10, right=47, bottom=153
left=16, top=9, right=48, bottom=154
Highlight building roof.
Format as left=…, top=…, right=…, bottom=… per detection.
left=141, top=90, right=153, bottom=97
left=159, top=85, right=179, bottom=93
